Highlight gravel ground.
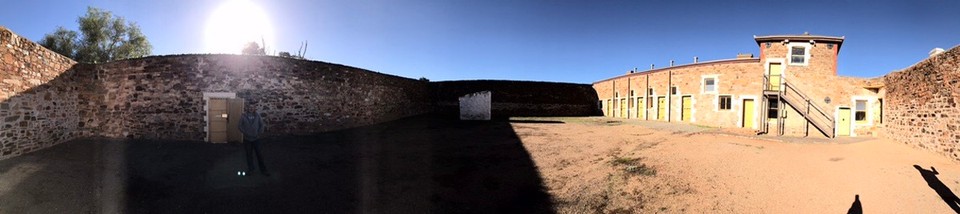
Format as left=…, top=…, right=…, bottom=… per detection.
left=513, top=116, right=960, bottom=213
left=2, top=115, right=958, bottom=213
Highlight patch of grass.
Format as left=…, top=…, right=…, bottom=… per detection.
left=610, top=156, right=640, bottom=166
left=693, top=124, right=716, bottom=129
left=624, top=164, right=657, bottom=176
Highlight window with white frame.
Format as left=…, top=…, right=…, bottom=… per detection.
left=855, top=100, right=867, bottom=122
left=787, top=43, right=811, bottom=66
left=703, top=77, right=716, bottom=93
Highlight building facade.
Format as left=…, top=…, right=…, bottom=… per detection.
left=593, top=34, right=884, bottom=138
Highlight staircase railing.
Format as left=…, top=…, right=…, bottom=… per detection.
left=781, top=78, right=835, bottom=138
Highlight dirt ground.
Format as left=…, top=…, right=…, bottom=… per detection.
left=2, top=115, right=960, bottom=213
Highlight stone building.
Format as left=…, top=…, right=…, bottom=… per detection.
left=593, top=33, right=886, bottom=138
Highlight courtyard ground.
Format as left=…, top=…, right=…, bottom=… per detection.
left=1, top=115, right=959, bottom=213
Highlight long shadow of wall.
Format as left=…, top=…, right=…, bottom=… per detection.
left=122, top=114, right=555, bottom=213
left=432, top=80, right=601, bottom=117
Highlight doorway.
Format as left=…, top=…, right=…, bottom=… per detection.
left=681, top=96, right=692, bottom=122
left=657, top=96, right=666, bottom=120
left=768, top=62, right=782, bottom=90
left=743, top=99, right=755, bottom=128
left=206, top=96, right=245, bottom=143
left=837, top=107, right=852, bottom=136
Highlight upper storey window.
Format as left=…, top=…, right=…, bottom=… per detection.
left=791, top=47, right=805, bottom=63
left=787, top=43, right=812, bottom=66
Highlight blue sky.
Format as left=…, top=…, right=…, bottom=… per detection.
left=2, top=0, right=958, bottom=83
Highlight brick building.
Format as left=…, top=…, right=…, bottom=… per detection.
left=593, top=33, right=885, bottom=138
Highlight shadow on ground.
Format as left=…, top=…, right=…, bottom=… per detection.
left=914, top=165, right=960, bottom=213
left=0, top=114, right=555, bottom=213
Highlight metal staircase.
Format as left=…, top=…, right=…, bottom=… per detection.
left=760, top=75, right=835, bottom=138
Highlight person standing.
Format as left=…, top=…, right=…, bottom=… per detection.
left=239, top=104, right=269, bottom=176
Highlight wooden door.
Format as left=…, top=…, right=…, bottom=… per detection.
left=681, top=96, right=692, bottom=122
left=208, top=98, right=228, bottom=143
left=768, top=63, right=782, bottom=91
left=605, top=99, right=611, bottom=117
left=837, top=108, right=852, bottom=136
left=743, top=99, right=755, bottom=128
left=657, top=97, right=666, bottom=120
left=636, top=98, right=644, bottom=119
left=227, top=98, right=245, bottom=143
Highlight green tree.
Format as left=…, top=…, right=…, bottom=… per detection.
left=241, top=41, right=265, bottom=55
left=39, top=7, right=151, bottom=63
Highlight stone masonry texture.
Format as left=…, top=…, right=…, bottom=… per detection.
left=593, top=38, right=885, bottom=138
left=0, top=27, right=601, bottom=160
left=883, top=46, right=960, bottom=161
left=80, top=55, right=435, bottom=141
left=1, top=26, right=79, bottom=159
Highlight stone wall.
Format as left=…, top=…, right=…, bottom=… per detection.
left=883, top=46, right=960, bottom=161
left=432, top=80, right=600, bottom=117
left=0, top=26, right=79, bottom=159
left=82, top=55, right=433, bottom=140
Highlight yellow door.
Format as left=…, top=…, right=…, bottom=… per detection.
left=838, top=108, right=852, bottom=136
left=743, top=99, right=755, bottom=128
left=606, top=99, right=612, bottom=117
left=681, top=96, right=692, bottom=122
left=208, top=98, right=228, bottom=143
left=636, top=98, right=645, bottom=119
left=768, top=63, right=782, bottom=91
left=620, top=99, right=627, bottom=118
left=657, top=97, right=666, bottom=120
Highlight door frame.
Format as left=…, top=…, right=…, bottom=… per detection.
left=203, top=92, right=237, bottom=142
left=835, top=106, right=852, bottom=136
left=680, top=95, right=694, bottom=122
left=740, top=96, right=758, bottom=129
left=657, top=96, right=667, bottom=121
left=764, top=58, right=787, bottom=90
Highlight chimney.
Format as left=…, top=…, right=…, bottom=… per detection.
left=670, top=60, right=675, bottom=67
left=736, top=53, right=754, bottom=59
left=930, top=48, right=946, bottom=57
left=694, top=56, right=699, bottom=63
left=650, top=64, right=655, bottom=70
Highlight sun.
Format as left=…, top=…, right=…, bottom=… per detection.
left=204, top=0, right=274, bottom=54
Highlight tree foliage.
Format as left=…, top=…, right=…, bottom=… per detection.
left=242, top=42, right=265, bottom=55
left=39, top=7, right=151, bottom=63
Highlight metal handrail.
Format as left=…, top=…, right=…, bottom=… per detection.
left=782, top=78, right=834, bottom=125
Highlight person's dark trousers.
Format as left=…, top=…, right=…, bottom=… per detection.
left=244, top=139, right=269, bottom=175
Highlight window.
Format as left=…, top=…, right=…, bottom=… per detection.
left=630, top=90, right=635, bottom=97
left=855, top=100, right=867, bottom=122
left=787, top=44, right=810, bottom=65
left=647, top=89, right=654, bottom=107
left=670, top=86, right=678, bottom=95
left=704, top=78, right=716, bottom=93
left=719, top=95, right=732, bottom=110
left=767, top=98, right=779, bottom=119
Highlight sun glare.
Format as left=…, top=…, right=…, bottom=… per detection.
left=204, top=0, right=274, bottom=54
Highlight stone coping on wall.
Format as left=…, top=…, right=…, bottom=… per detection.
left=98, top=53, right=420, bottom=82
left=593, top=58, right=760, bottom=84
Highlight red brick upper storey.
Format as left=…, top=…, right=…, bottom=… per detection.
left=755, top=34, right=844, bottom=78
